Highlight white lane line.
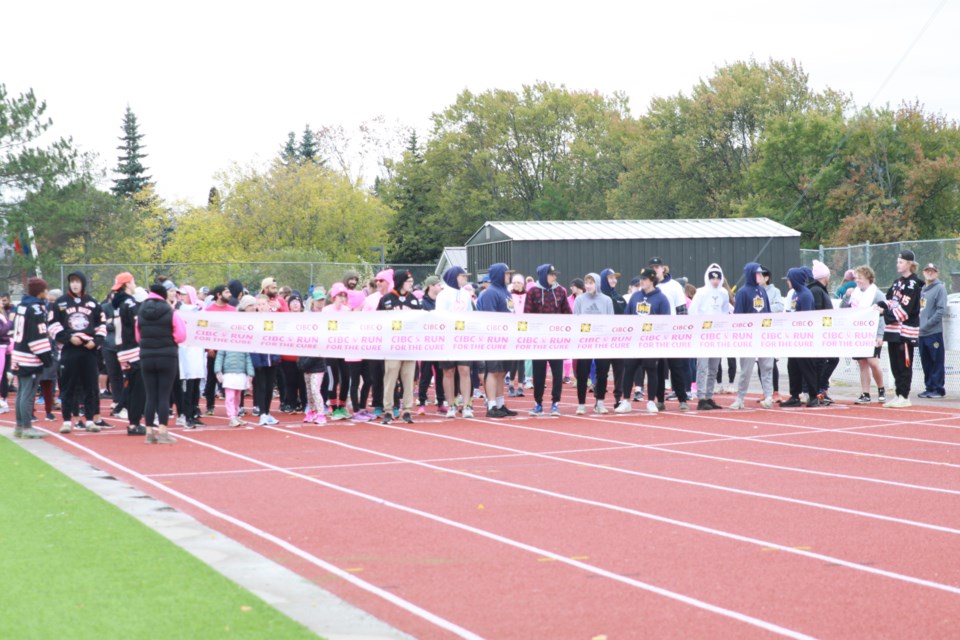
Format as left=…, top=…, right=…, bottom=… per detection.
left=256, top=425, right=960, bottom=598
left=37, top=429, right=484, bottom=640
left=169, top=430, right=816, bottom=639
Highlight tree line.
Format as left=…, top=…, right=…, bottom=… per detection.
left=3, top=58, right=959, bottom=284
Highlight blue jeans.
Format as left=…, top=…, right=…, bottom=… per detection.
left=919, top=333, right=945, bottom=395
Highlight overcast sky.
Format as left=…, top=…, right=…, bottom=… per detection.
left=5, top=0, right=957, bottom=206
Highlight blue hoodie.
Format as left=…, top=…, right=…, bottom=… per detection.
left=733, top=262, right=771, bottom=314
left=787, top=268, right=815, bottom=312
left=442, top=266, right=467, bottom=290
left=477, top=263, right=512, bottom=313
left=599, top=268, right=627, bottom=315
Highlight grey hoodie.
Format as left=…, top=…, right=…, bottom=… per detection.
left=573, top=273, right=614, bottom=315
left=919, top=277, right=946, bottom=337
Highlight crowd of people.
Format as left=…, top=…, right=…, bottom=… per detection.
left=6, top=249, right=949, bottom=442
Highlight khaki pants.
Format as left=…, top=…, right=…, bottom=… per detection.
left=383, top=360, right=416, bottom=414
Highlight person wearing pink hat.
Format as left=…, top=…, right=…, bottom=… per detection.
left=361, top=269, right=393, bottom=418
left=377, top=270, right=422, bottom=424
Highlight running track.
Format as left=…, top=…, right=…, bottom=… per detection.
left=10, top=390, right=960, bottom=638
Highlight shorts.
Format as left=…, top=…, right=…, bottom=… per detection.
left=853, top=346, right=882, bottom=360
left=440, top=361, right=472, bottom=370
left=484, top=360, right=513, bottom=374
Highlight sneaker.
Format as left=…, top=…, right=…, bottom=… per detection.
left=524, top=381, right=534, bottom=389
left=678, top=401, right=689, bottom=411
left=373, top=407, right=383, bottom=417
left=252, top=406, right=261, bottom=417
left=508, top=387, right=516, bottom=397
left=516, top=387, right=526, bottom=397
left=238, top=407, right=246, bottom=417
left=918, top=391, right=936, bottom=399
left=855, top=393, right=872, bottom=404
left=877, top=388, right=887, bottom=403
left=646, top=400, right=659, bottom=414
left=45, top=412, right=56, bottom=421
left=205, top=409, right=216, bottom=417
left=156, top=432, right=177, bottom=444
left=113, top=408, right=128, bottom=420
left=632, top=389, right=644, bottom=402
left=550, top=403, right=560, bottom=416
left=594, top=400, right=608, bottom=414
left=393, top=408, right=400, bottom=418
left=500, top=405, right=518, bottom=417
left=818, top=393, right=834, bottom=406
left=176, top=415, right=187, bottom=427
left=576, top=404, right=586, bottom=415
left=381, top=414, right=393, bottom=425
left=807, top=398, right=821, bottom=408
left=331, top=408, right=349, bottom=421
left=313, top=413, right=327, bottom=425
left=529, top=404, right=544, bottom=417
left=487, top=406, right=506, bottom=418
left=729, top=398, right=745, bottom=410
left=889, top=395, right=912, bottom=408
left=192, top=418, right=206, bottom=427
left=184, top=419, right=198, bottom=429
left=145, top=431, right=159, bottom=445
left=697, top=399, right=713, bottom=411
left=707, top=398, right=722, bottom=410
left=614, top=401, right=632, bottom=414
left=666, top=392, right=678, bottom=401
left=15, top=427, right=46, bottom=439
left=460, top=405, right=473, bottom=419
left=444, top=406, right=457, bottom=418
left=402, top=411, right=413, bottom=424
left=265, top=414, right=279, bottom=425
left=86, top=420, right=101, bottom=433
left=259, top=414, right=270, bottom=426
left=417, top=405, right=426, bottom=415
left=228, top=417, right=243, bottom=427
left=127, top=424, right=146, bottom=436
left=780, top=397, right=802, bottom=408
left=760, top=397, right=773, bottom=409
left=656, top=402, right=666, bottom=412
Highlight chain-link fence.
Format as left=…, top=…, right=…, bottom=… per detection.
left=800, top=238, right=960, bottom=292
left=57, top=262, right=436, bottom=299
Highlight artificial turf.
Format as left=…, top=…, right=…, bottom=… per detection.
left=0, top=436, right=321, bottom=639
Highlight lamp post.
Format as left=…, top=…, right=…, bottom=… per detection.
left=370, top=246, right=385, bottom=269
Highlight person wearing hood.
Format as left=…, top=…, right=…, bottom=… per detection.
left=378, top=270, right=422, bottom=425
left=572, top=273, right=614, bottom=414
left=138, top=283, right=187, bottom=443
left=810, top=260, right=839, bottom=405
left=417, top=275, right=447, bottom=416
left=523, top=264, right=572, bottom=416
left=918, top=263, right=947, bottom=398
left=729, top=262, right=775, bottom=410
left=649, top=258, right=691, bottom=410
left=599, top=268, right=629, bottom=409
left=111, top=272, right=148, bottom=436
left=437, top=266, right=477, bottom=418
left=781, top=268, right=820, bottom=408
left=477, top=263, right=520, bottom=419
left=877, top=249, right=924, bottom=408
left=689, top=264, right=731, bottom=410
left=50, top=271, right=108, bottom=434
left=759, top=267, right=784, bottom=403
left=11, top=278, right=53, bottom=438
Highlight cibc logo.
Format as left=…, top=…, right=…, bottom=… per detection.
left=580, top=323, right=592, bottom=333
left=821, top=317, right=833, bottom=327
left=263, top=320, right=275, bottom=331
left=702, top=321, right=713, bottom=330
left=391, top=320, right=403, bottom=331
left=423, top=323, right=446, bottom=331
left=549, top=325, right=572, bottom=332
left=761, top=319, right=773, bottom=328
left=642, top=323, right=653, bottom=332
left=327, top=320, right=338, bottom=331
left=455, top=321, right=466, bottom=331
left=230, top=324, right=255, bottom=331
left=852, top=320, right=873, bottom=327
left=791, top=320, right=814, bottom=327
left=295, top=324, right=319, bottom=332
left=517, top=322, right=528, bottom=332
left=612, top=326, right=634, bottom=333
left=672, top=324, right=694, bottom=331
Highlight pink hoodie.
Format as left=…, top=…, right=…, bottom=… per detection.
left=363, top=268, right=394, bottom=312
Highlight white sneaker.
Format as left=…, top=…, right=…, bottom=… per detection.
left=0, top=400, right=8, bottom=413
left=888, top=395, right=911, bottom=408
left=86, top=420, right=100, bottom=433
left=614, top=401, right=632, bottom=414
left=463, top=406, right=474, bottom=419
left=446, top=407, right=457, bottom=418
left=117, top=408, right=128, bottom=420
left=259, top=414, right=269, bottom=426
left=646, top=400, right=659, bottom=414
left=594, top=401, right=608, bottom=414
left=729, top=398, right=745, bottom=410
left=576, top=404, right=586, bottom=415
left=760, top=396, right=773, bottom=409
left=265, top=414, right=279, bottom=425
left=799, top=393, right=809, bottom=404
left=882, top=396, right=897, bottom=407
left=60, top=421, right=72, bottom=434
left=228, top=417, right=243, bottom=427
left=176, top=415, right=187, bottom=427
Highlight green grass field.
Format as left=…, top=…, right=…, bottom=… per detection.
left=0, top=437, right=321, bottom=639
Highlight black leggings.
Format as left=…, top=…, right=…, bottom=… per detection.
left=141, top=355, right=178, bottom=427
left=60, top=347, right=100, bottom=422
left=254, top=366, right=277, bottom=416
left=348, top=361, right=365, bottom=408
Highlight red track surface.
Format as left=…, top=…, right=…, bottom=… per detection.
left=12, top=390, right=960, bottom=638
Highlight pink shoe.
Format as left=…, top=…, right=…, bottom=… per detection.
left=304, top=411, right=317, bottom=423
left=313, top=413, right=327, bottom=425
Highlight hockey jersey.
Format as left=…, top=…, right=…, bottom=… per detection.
left=48, top=272, right=106, bottom=348
left=12, top=295, right=53, bottom=374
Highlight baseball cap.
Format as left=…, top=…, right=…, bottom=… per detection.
left=638, top=268, right=657, bottom=281
left=923, top=263, right=939, bottom=272
left=423, top=275, right=441, bottom=288
left=111, top=272, right=134, bottom=291
left=546, top=265, right=559, bottom=276
left=648, top=257, right=663, bottom=266
left=899, top=250, right=916, bottom=262
left=629, top=276, right=642, bottom=287
left=261, top=277, right=277, bottom=291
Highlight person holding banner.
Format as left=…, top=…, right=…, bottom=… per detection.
left=524, top=264, right=572, bottom=416
left=841, top=265, right=886, bottom=404
left=476, top=262, right=519, bottom=419
left=362, top=269, right=393, bottom=418
left=781, top=268, right=821, bottom=408
left=436, top=266, right=475, bottom=418
left=378, top=270, right=422, bottom=424
left=600, top=268, right=628, bottom=410
left=689, top=263, right=731, bottom=411
left=616, top=268, right=668, bottom=414
left=730, top=262, right=775, bottom=410
left=573, top=273, right=613, bottom=414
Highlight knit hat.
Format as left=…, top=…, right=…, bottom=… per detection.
left=811, top=260, right=830, bottom=280
left=27, top=277, right=48, bottom=297
left=843, top=269, right=855, bottom=281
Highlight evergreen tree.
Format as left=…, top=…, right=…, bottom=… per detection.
left=382, top=131, right=442, bottom=263
left=299, top=126, right=318, bottom=162
left=111, top=105, right=153, bottom=198
left=280, top=132, right=298, bottom=165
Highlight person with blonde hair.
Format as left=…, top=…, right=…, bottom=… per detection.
left=842, top=265, right=886, bottom=404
